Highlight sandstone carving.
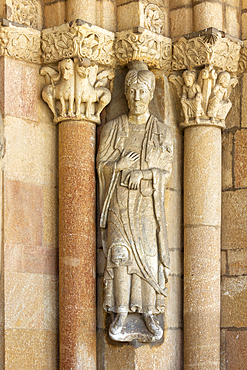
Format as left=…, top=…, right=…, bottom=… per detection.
left=40, top=58, right=114, bottom=124
left=0, top=23, right=41, bottom=63
left=115, top=28, right=172, bottom=70
left=238, top=40, right=247, bottom=73
left=144, top=4, right=164, bottom=35
left=97, top=62, right=173, bottom=342
left=42, top=21, right=115, bottom=66
left=12, top=0, right=39, bottom=28
left=172, top=29, right=241, bottom=73
left=169, top=66, right=238, bottom=128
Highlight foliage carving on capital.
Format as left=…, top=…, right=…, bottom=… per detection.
left=115, top=28, right=172, bottom=70
left=0, top=23, right=41, bottom=63
left=172, top=30, right=241, bottom=73
left=40, top=58, right=114, bottom=124
left=169, top=66, right=238, bottom=129
left=41, top=21, right=115, bottom=66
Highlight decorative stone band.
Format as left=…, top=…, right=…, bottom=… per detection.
left=115, top=27, right=172, bottom=71
left=41, top=20, right=115, bottom=67
left=172, top=28, right=241, bottom=73
left=0, top=20, right=41, bottom=64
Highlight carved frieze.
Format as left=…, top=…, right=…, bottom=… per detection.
left=144, top=4, right=165, bottom=35
left=238, top=40, right=247, bottom=73
left=12, top=0, right=40, bottom=29
left=41, top=21, right=115, bottom=66
left=169, top=67, right=238, bottom=129
left=40, top=58, right=114, bottom=124
left=172, top=29, right=241, bottom=73
left=0, top=23, right=41, bottom=63
left=115, top=28, right=172, bottom=70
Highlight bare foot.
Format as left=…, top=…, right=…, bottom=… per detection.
left=143, top=313, right=163, bottom=337
left=110, top=313, right=128, bottom=335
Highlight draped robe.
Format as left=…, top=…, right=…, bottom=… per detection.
left=97, top=114, right=173, bottom=314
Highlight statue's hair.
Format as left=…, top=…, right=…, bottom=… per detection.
left=182, top=69, right=197, bottom=82
left=125, top=69, right=155, bottom=95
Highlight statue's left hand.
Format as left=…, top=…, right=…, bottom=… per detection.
left=126, top=170, right=143, bottom=190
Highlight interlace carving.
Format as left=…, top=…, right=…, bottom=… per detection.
left=40, top=58, right=114, bottom=124
left=115, top=28, right=172, bottom=70
left=0, top=23, right=41, bottom=63
left=41, top=21, right=115, bottom=66
left=169, top=66, right=238, bottom=129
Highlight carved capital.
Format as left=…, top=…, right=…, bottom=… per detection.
left=169, top=67, right=238, bottom=129
left=40, top=58, right=114, bottom=124
left=0, top=21, right=41, bottom=63
left=41, top=20, right=115, bottom=66
left=238, top=40, right=247, bottom=73
left=172, top=28, right=241, bottom=73
left=115, top=27, right=172, bottom=70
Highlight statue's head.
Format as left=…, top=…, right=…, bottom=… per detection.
left=59, top=59, right=74, bottom=81
left=183, top=70, right=196, bottom=87
left=218, top=71, right=230, bottom=88
left=125, top=69, right=155, bottom=116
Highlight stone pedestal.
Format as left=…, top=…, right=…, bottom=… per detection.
left=184, top=125, right=221, bottom=369
left=59, top=120, right=97, bottom=370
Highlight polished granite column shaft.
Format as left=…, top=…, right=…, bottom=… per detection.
left=184, top=125, right=221, bottom=369
left=59, top=120, right=97, bottom=370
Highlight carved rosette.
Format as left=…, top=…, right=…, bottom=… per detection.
left=41, top=21, right=115, bottom=66
left=0, top=23, right=41, bottom=63
left=115, top=28, right=172, bottom=71
left=12, top=0, right=41, bottom=29
left=144, top=4, right=165, bottom=35
left=172, top=29, right=241, bottom=73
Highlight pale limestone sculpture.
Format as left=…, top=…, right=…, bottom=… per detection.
left=97, top=64, right=173, bottom=342
left=169, top=66, right=238, bottom=128
left=40, top=58, right=114, bottom=124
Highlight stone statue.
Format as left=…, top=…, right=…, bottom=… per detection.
left=97, top=64, right=173, bottom=342
left=181, top=70, right=204, bottom=124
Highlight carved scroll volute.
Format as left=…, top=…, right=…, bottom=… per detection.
left=40, top=57, right=114, bottom=124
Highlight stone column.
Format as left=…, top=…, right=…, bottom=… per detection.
left=183, top=125, right=221, bottom=369
left=170, top=29, right=241, bottom=370
left=59, top=120, right=97, bottom=370
left=40, top=22, right=115, bottom=368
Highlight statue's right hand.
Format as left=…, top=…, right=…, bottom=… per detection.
left=116, top=151, right=140, bottom=172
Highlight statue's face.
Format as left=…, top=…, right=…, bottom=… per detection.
left=126, top=82, right=152, bottom=115
left=60, top=60, right=74, bottom=80
left=184, top=74, right=194, bottom=87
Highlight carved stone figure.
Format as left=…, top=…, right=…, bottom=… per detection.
left=97, top=64, right=173, bottom=342
left=181, top=70, right=204, bottom=124
left=40, top=58, right=114, bottom=124
left=207, top=71, right=236, bottom=123
left=169, top=66, right=238, bottom=128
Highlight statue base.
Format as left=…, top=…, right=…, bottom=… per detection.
left=108, top=313, right=163, bottom=343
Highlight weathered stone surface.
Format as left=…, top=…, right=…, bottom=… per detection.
left=225, top=5, right=240, bottom=38
left=222, top=190, right=247, bottom=250
left=221, top=251, right=227, bottom=276
left=222, top=131, right=233, bottom=190
left=169, top=7, right=193, bottom=38
left=221, top=276, right=247, bottom=327
left=4, top=116, right=58, bottom=186
left=193, top=2, right=223, bottom=31
left=227, top=249, right=247, bottom=276
left=241, top=74, right=247, bottom=127
left=43, top=275, right=59, bottom=332
left=43, top=1, right=66, bottom=29
left=225, top=330, right=247, bottom=370
left=166, top=276, right=183, bottom=328
left=4, top=180, right=43, bottom=246
left=43, top=187, right=58, bottom=248
left=166, top=190, right=183, bottom=251
left=5, top=329, right=58, bottom=370
left=5, top=272, right=44, bottom=329
left=184, top=126, right=221, bottom=227
left=234, top=129, right=247, bottom=188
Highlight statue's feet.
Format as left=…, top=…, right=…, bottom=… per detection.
left=143, top=313, right=163, bottom=337
left=110, top=313, right=128, bottom=335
